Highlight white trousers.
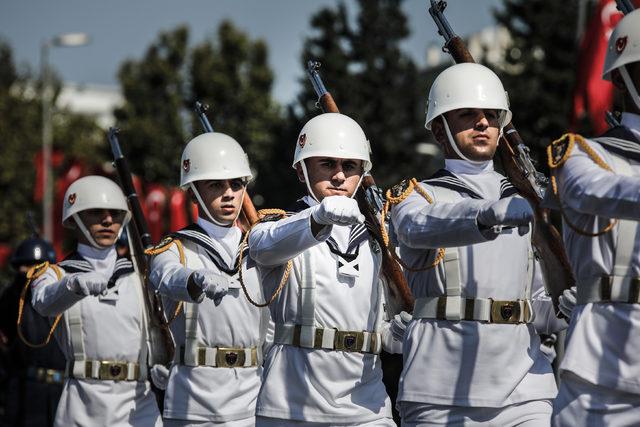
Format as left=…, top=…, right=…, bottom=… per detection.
left=256, top=415, right=396, bottom=426
left=553, top=371, right=640, bottom=427
left=164, top=417, right=255, bottom=426
left=399, top=399, right=552, bottom=426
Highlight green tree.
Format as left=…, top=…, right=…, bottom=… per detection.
left=0, top=39, right=103, bottom=281
left=115, top=22, right=288, bottom=207
left=494, top=0, right=581, bottom=167
left=114, top=26, right=189, bottom=185
left=293, top=0, right=436, bottom=189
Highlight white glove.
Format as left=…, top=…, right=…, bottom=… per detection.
left=311, top=195, right=365, bottom=227
left=65, top=272, right=110, bottom=296
left=558, top=286, right=577, bottom=319
left=150, top=364, right=170, bottom=390
left=190, top=270, right=229, bottom=304
left=390, top=311, right=413, bottom=341
left=477, top=196, right=533, bottom=235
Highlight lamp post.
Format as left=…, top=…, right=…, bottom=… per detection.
left=41, top=32, right=90, bottom=241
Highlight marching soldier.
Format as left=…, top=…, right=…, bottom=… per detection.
left=389, top=63, right=565, bottom=425
left=248, top=112, right=403, bottom=426
left=548, top=9, right=640, bottom=426
left=148, top=132, right=267, bottom=426
left=29, top=175, right=161, bottom=426
left=0, top=234, right=63, bottom=427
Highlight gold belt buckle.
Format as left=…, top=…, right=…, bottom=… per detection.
left=334, top=331, right=364, bottom=352
left=216, top=348, right=246, bottom=368
left=491, top=300, right=521, bottom=324
left=99, top=361, right=128, bottom=381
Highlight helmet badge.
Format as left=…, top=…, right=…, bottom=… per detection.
left=183, top=159, right=191, bottom=173
left=298, top=133, right=306, bottom=148
left=616, top=36, right=628, bottom=54
left=68, top=193, right=77, bottom=205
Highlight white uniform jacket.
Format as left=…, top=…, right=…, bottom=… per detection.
left=248, top=196, right=395, bottom=424
left=552, top=113, right=640, bottom=395
left=391, top=159, right=561, bottom=408
left=148, top=218, right=266, bottom=423
left=31, top=244, right=161, bottom=426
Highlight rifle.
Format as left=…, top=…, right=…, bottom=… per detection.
left=428, top=0, right=576, bottom=312
left=107, top=128, right=175, bottom=364
left=194, top=101, right=260, bottom=227
left=306, top=60, right=415, bottom=313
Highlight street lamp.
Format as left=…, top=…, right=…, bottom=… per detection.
left=41, top=32, right=90, bottom=242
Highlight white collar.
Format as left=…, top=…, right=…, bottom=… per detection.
left=77, top=243, right=117, bottom=277
left=197, top=217, right=240, bottom=240
left=303, top=195, right=319, bottom=207
left=444, top=158, right=494, bottom=175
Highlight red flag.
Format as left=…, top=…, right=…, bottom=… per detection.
left=145, top=184, right=167, bottom=244
left=169, top=188, right=190, bottom=232
left=572, top=0, right=624, bottom=134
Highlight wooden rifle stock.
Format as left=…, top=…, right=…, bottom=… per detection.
left=194, top=102, right=259, bottom=227
left=312, top=72, right=415, bottom=312
left=107, top=128, right=175, bottom=363
left=428, top=0, right=575, bottom=311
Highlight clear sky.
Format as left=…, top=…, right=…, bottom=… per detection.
left=0, top=0, right=501, bottom=104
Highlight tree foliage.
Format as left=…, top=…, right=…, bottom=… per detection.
left=293, top=0, right=436, bottom=189
left=494, top=0, right=581, bottom=168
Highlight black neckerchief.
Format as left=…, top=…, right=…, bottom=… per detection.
left=171, top=223, right=245, bottom=276
left=593, top=125, right=640, bottom=163
left=423, top=168, right=517, bottom=199
left=286, top=198, right=369, bottom=269
left=57, top=251, right=134, bottom=288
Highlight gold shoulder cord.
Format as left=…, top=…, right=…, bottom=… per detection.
left=17, top=262, right=63, bottom=348
left=145, top=238, right=187, bottom=323
left=381, top=178, right=445, bottom=271
left=237, top=209, right=293, bottom=308
left=547, top=133, right=617, bottom=237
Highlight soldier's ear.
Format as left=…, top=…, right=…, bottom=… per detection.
left=611, top=69, right=626, bottom=91
left=186, top=187, right=198, bottom=203
left=431, top=117, right=447, bottom=147
left=295, top=164, right=306, bottom=183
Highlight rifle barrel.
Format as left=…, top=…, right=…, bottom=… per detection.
left=195, top=102, right=214, bottom=133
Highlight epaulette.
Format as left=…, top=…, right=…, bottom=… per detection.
left=547, top=133, right=578, bottom=169
left=257, top=208, right=288, bottom=223
left=388, top=179, right=412, bottom=200
left=145, top=236, right=178, bottom=256
left=26, top=261, right=51, bottom=281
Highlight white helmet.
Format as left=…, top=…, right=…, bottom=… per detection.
left=292, top=113, right=372, bottom=173
left=603, top=9, right=640, bottom=111
left=180, top=132, right=252, bottom=188
left=425, top=62, right=512, bottom=130
left=62, top=175, right=131, bottom=248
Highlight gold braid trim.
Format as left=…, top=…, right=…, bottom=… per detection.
left=381, top=178, right=445, bottom=272
left=238, top=208, right=292, bottom=307
left=17, top=262, right=63, bottom=348
left=146, top=237, right=187, bottom=323
left=547, top=133, right=617, bottom=237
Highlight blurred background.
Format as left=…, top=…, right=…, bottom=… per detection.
left=0, top=0, right=629, bottom=279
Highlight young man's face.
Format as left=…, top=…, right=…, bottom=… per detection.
left=76, top=209, right=126, bottom=248
left=433, top=108, right=501, bottom=162
left=296, top=157, right=364, bottom=202
left=192, top=179, right=245, bottom=225
left=612, top=62, right=640, bottom=114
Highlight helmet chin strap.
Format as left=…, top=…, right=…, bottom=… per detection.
left=189, top=183, right=237, bottom=227
left=620, top=65, right=640, bottom=112
left=72, top=214, right=105, bottom=250
left=299, top=160, right=365, bottom=203
left=442, top=116, right=502, bottom=164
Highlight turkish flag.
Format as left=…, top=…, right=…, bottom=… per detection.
left=571, top=0, right=624, bottom=134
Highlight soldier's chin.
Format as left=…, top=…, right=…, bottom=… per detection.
left=94, top=235, right=117, bottom=248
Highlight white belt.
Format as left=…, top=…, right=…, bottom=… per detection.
left=177, top=345, right=258, bottom=368
left=274, top=323, right=382, bottom=354
left=413, top=296, right=533, bottom=324
left=66, top=360, right=142, bottom=381
left=578, top=275, right=640, bottom=305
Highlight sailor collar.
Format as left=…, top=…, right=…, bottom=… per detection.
left=423, top=168, right=517, bottom=200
